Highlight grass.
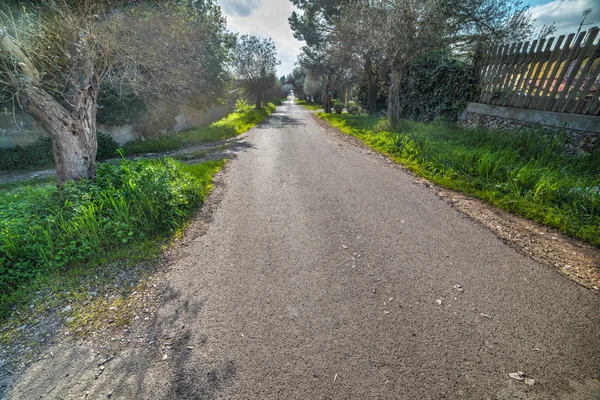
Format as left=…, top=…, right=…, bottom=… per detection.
left=318, top=113, right=600, bottom=247
left=0, top=157, right=226, bottom=328
left=295, top=99, right=322, bottom=110
left=121, top=102, right=278, bottom=155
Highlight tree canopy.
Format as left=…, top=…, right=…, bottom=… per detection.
left=231, top=34, right=281, bottom=109
left=0, top=0, right=234, bottom=183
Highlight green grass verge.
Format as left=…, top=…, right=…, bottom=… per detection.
left=121, top=103, right=278, bottom=155
left=0, top=158, right=226, bottom=324
left=295, top=99, right=322, bottom=110
left=318, top=113, right=600, bottom=247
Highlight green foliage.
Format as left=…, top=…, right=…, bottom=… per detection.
left=332, top=99, right=344, bottom=114
left=121, top=103, right=277, bottom=155
left=398, top=50, right=477, bottom=122
left=234, top=98, right=253, bottom=113
left=295, top=99, right=321, bottom=110
left=97, top=87, right=147, bottom=126
left=0, top=133, right=120, bottom=171
left=318, top=112, right=600, bottom=247
left=346, top=101, right=363, bottom=115
left=0, top=138, right=54, bottom=171
left=231, top=35, right=281, bottom=108
left=0, top=158, right=225, bottom=317
left=96, top=132, right=121, bottom=160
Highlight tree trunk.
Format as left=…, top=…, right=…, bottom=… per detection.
left=1, top=26, right=99, bottom=184
left=388, top=64, right=403, bottom=127
left=23, top=86, right=98, bottom=185
left=255, top=90, right=263, bottom=109
left=365, top=56, right=377, bottom=113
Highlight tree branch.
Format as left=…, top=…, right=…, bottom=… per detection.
left=0, top=27, right=40, bottom=85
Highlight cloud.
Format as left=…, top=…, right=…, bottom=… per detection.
left=220, top=0, right=263, bottom=17
left=220, top=0, right=303, bottom=76
left=530, top=0, right=600, bottom=36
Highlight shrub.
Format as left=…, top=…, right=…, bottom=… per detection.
left=346, top=102, right=363, bottom=115
left=234, top=98, right=253, bottom=113
left=333, top=100, right=344, bottom=114
left=0, top=133, right=121, bottom=171
left=397, top=50, right=477, bottom=122
left=96, top=132, right=120, bottom=160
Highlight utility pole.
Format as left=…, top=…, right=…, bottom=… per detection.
left=575, top=8, right=593, bottom=38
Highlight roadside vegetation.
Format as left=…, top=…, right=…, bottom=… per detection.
left=319, top=113, right=600, bottom=247
left=0, top=101, right=279, bottom=173
left=295, top=99, right=322, bottom=110
left=0, top=157, right=225, bottom=325
left=121, top=100, right=279, bottom=155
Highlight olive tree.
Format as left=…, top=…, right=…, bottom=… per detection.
left=231, top=35, right=280, bottom=110
left=0, top=0, right=232, bottom=184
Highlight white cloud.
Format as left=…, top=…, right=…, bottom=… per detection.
left=530, top=0, right=599, bottom=37
left=220, top=0, right=263, bottom=17
left=220, top=0, right=303, bottom=77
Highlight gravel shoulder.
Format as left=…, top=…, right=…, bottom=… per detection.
left=5, top=99, right=600, bottom=399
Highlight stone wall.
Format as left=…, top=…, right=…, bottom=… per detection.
left=459, top=103, right=600, bottom=155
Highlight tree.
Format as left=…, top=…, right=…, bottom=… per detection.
left=286, top=67, right=308, bottom=99
left=231, top=35, right=280, bottom=110
left=0, top=0, right=232, bottom=184
left=326, top=0, right=537, bottom=125
left=289, top=0, right=347, bottom=112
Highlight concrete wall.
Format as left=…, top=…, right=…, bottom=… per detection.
left=459, top=102, right=600, bottom=155
left=0, top=103, right=232, bottom=148
left=0, top=110, right=48, bottom=149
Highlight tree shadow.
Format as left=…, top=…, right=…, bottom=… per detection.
left=6, top=282, right=237, bottom=399
left=256, top=112, right=305, bottom=129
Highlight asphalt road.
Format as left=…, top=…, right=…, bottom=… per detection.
left=9, top=98, right=600, bottom=399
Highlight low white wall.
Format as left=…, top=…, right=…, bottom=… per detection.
left=0, top=103, right=233, bottom=149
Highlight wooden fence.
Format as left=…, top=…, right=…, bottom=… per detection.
left=478, top=27, right=600, bottom=116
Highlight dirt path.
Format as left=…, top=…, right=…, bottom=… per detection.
left=6, top=99, right=600, bottom=399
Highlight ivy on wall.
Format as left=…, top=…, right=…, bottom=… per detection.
left=398, top=50, right=478, bottom=122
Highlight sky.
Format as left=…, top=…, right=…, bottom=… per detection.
left=219, top=0, right=600, bottom=77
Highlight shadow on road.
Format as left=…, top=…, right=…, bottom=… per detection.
left=256, top=112, right=305, bottom=129
left=6, top=281, right=237, bottom=399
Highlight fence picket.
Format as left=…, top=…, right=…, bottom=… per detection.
left=476, top=28, right=600, bottom=116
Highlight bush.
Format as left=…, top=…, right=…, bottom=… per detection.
left=333, top=100, right=344, bottom=114
left=96, top=132, right=120, bottom=160
left=346, top=102, right=363, bottom=115
left=397, top=50, right=477, bottom=122
left=0, top=158, right=217, bottom=300
left=0, top=133, right=121, bottom=171
left=234, top=98, right=253, bottom=113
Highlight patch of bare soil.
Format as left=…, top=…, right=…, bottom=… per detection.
left=313, top=113, right=600, bottom=293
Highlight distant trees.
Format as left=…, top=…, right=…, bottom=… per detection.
left=231, top=35, right=281, bottom=110
left=289, top=0, right=543, bottom=124
left=0, top=0, right=233, bottom=184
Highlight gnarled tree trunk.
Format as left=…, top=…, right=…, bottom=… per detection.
left=23, top=87, right=98, bottom=185
left=255, top=89, right=263, bottom=110
left=1, top=26, right=99, bottom=185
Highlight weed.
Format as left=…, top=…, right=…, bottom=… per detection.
left=318, top=113, right=600, bottom=247
left=121, top=103, right=277, bottom=155
left=0, top=158, right=226, bottom=320
left=295, top=99, right=322, bottom=110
